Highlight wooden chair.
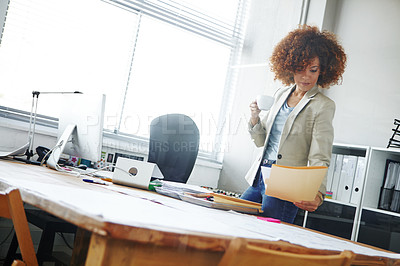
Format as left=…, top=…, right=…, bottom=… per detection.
left=6, top=209, right=76, bottom=265
left=12, top=260, right=28, bottom=266
left=219, top=238, right=355, bottom=266
left=0, top=188, right=38, bottom=266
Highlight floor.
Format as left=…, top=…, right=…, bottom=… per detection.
left=0, top=217, right=74, bottom=266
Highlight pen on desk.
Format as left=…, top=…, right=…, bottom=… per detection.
left=99, top=177, right=112, bottom=182
left=93, top=174, right=112, bottom=182
left=82, top=179, right=108, bottom=185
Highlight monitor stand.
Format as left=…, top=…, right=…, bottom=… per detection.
left=47, top=124, right=76, bottom=169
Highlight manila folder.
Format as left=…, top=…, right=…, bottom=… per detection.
left=263, top=165, right=327, bottom=202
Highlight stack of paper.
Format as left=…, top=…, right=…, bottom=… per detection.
left=155, top=180, right=210, bottom=199
left=179, top=192, right=263, bottom=214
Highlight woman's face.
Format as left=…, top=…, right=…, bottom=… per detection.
left=293, top=57, right=320, bottom=92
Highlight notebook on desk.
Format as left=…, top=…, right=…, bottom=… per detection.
left=112, top=157, right=164, bottom=189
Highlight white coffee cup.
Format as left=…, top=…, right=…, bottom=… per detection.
left=256, top=95, right=274, bottom=111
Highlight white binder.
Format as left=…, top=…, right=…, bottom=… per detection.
left=350, top=156, right=366, bottom=204
left=326, top=153, right=337, bottom=193
left=336, top=155, right=358, bottom=203
left=331, top=154, right=343, bottom=200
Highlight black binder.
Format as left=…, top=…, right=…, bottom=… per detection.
left=378, top=159, right=400, bottom=211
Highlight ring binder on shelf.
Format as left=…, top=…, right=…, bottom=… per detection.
left=378, top=159, right=400, bottom=211
left=390, top=161, right=400, bottom=212
left=350, top=156, right=366, bottom=205
left=336, top=155, right=358, bottom=203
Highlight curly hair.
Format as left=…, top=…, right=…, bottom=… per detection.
left=270, top=25, right=347, bottom=88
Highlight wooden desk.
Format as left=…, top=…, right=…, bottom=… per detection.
left=0, top=160, right=399, bottom=265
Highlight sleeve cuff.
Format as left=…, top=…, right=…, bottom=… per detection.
left=317, top=192, right=324, bottom=206
left=248, top=120, right=262, bottom=132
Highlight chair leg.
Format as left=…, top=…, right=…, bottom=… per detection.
left=36, top=226, right=56, bottom=265
left=5, top=233, right=20, bottom=266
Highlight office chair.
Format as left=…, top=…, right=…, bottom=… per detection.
left=218, top=238, right=355, bottom=266
left=148, top=114, right=200, bottom=183
left=0, top=188, right=38, bottom=266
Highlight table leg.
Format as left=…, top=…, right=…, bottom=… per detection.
left=71, top=228, right=92, bottom=265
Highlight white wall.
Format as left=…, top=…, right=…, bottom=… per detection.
left=219, top=0, right=400, bottom=193
left=324, top=0, right=400, bottom=147
left=218, top=0, right=303, bottom=192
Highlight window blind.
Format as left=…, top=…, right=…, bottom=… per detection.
left=103, top=0, right=245, bottom=47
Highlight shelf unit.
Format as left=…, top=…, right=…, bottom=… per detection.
left=294, top=143, right=370, bottom=241
left=295, top=144, right=400, bottom=251
left=357, top=147, right=400, bottom=252
left=294, top=199, right=357, bottom=240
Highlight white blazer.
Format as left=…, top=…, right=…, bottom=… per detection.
left=245, top=84, right=335, bottom=195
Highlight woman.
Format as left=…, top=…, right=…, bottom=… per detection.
left=241, top=25, right=347, bottom=223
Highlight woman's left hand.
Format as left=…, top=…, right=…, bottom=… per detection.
left=294, top=194, right=322, bottom=212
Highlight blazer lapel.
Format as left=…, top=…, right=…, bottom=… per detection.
left=263, top=85, right=295, bottom=146
left=280, top=85, right=320, bottom=145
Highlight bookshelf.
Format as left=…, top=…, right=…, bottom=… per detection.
left=295, top=144, right=400, bottom=251
left=357, top=147, right=400, bottom=252
left=294, top=143, right=369, bottom=241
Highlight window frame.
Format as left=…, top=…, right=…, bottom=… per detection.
left=104, top=0, right=248, bottom=162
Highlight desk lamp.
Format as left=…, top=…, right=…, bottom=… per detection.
left=17, top=90, right=82, bottom=165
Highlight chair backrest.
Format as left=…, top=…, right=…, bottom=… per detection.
left=0, top=188, right=38, bottom=266
left=218, top=238, right=355, bottom=266
left=148, top=114, right=199, bottom=183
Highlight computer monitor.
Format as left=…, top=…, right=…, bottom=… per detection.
left=47, top=94, right=106, bottom=169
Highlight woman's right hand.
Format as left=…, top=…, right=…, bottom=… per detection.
left=250, top=100, right=261, bottom=126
